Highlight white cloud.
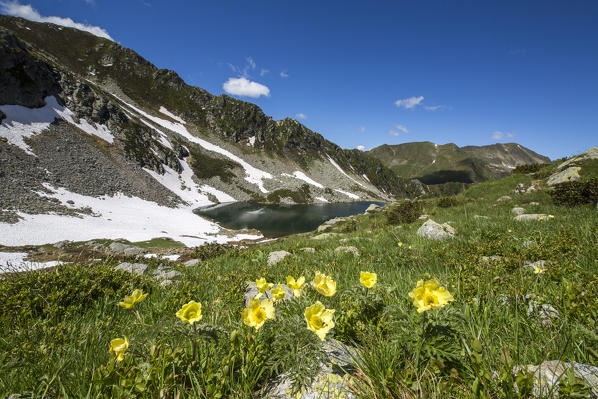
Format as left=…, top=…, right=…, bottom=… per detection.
left=246, top=57, right=256, bottom=70
left=388, top=130, right=400, bottom=136
left=295, top=113, right=307, bottom=120
left=222, top=77, right=270, bottom=98
left=356, top=145, right=366, bottom=151
left=260, top=68, right=269, bottom=76
left=359, top=126, right=366, bottom=133
left=0, top=1, right=113, bottom=40
left=395, top=96, right=424, bottom=109
left=492, top=131, right=515, bottom=140
left=424, top=105, right=449, bottom=111
left=280, top=71, right=289, bottom=78
left=395, top=125, right=408, bottom=134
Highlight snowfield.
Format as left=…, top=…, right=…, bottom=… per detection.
left=0, top=184, right=261, bottom=247
left=0, top=252, right=66, bottom=273
left=0, top=96, right=114, bottom=155
left=281, top=171, right=324, bottom=188
left=116, top=97, right=273, bottom=193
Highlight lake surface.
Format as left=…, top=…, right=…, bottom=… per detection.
left=194, top=201, right=384, bottom=237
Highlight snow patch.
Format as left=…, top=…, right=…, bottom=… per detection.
left=159, top=106, right=186, bottom=125
left=0, top=252, right=65, bottom=274
left=116, top=97, right=272, bottom=193
left=0, top=185, right=260, bottom=247
left=334, top=189, right=359, bottom=200
left=0, top=96, right=114, bottom=155
left=362, top=174, right=371, bottom=183
left=247, top=136, right=256, bottom=147
left=326, top=155, right=367, bottom=189
left=315, top=196, right=329, bottom=202
left=281, top=171, right=324, bottom=188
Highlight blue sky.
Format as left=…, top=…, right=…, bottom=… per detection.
left=2, top=1, right=597, bottom=159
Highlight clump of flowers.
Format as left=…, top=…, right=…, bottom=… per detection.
left=360, top=271, right=377, bottom=288
left=271, top=285, right=286, bottom=302
left=242, top=298, right=275, bottom=331
left=305, top=301, right=335, bottom=341
left=533, top=265, right=546, bottom=274
left=287, top=275, right=305, bottom=297
left=313, top=271, right=337, bottom=297
left=118, top=289, right=148, bottom=309
left=408, top=278, right=454, bottom=313
left=398, top=241, right=403, bottom=247
left=176, top=300, right=203, bottom=325
left=256, top=278, right=274, bottom=298
left=109, top=336, right=129, bottom=362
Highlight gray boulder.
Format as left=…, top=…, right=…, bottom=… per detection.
left=547, top=167, right=581, bottom=186
left=115, top=262, right=148, bottom=275
left=514, top=360, right=598, bottom=397
left=122, top=246, right=146, bottom=256
left=109, top=242, right=130, bottom=254
left=265, top=339, right=357, bottom=399
left=317, top=217, right=346, bottom=232
left=526, top=295, right=560, bottom=327
left=312, top=233, right=338, bottom=240
left=267, top=251, right=291, bottom=266
left=417, top=219, right=456, bottom=240
left=365, top=203, right=381, bottom=213
left=334, top=246, right=360, bottom=257
left=511, top=207, right=526, bottom=215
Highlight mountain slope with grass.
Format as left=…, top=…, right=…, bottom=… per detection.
left=1, top=147, right=597, bottom=398
left=369, top=141, right=550, bottom=194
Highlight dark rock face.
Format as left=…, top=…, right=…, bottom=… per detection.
left=0, top=30, right=60, bottom=107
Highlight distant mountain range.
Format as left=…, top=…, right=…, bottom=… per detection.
left=368, top=142, right=549, bottom=194
left=0, top=14, right=548, bottom=233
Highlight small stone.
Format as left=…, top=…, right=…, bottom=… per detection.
left=496, top=195, right=512, bottom=202
left=514, top=214, right=549, bottom=221
left=474, top=215, right=490, bottom=219
left=529, top=201, right=540, bottom=206
left=184, top=259, right=200, bottom=267
left=416, top=219, right=456, bottom=240
left=159, top=279, right=173, bottom=287
left=334, top=246, right=360, bottom=257
left=481, top=255, right=503, bottom=263
left=299, top=247, right=316, bottom=253
left=267, top=250, right=291, bottom=266
left=115, top=262, right=148, bottom=275
left=513, top=361, right=598, bottom=397
left=522, top=240, right=536, bottom=248
left=418, top=214, right=429, bottom=220
left=511, top=207, right=525, bottom=215
left=526, top=295, right=560, bottom=327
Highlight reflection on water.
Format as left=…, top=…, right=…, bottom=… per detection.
left=194, top=201, right=384, bottom=237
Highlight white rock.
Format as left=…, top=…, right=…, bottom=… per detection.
left=511, top=207, right=526, bottom=215
left=267, top=251, right=291, bottom=266
left=365, top=204, right=381, bottom=213
left=547, top=167, right=581, bottom=186
left=184, top=259, right=200, bottom=267
left=115, top=262, right=148, bottom=275
left=496, top=195, right=512, bottom=202
left=416, top=219, right=455, bottom=240
left=514, top=360, right=598, bottom=397
left=334, top=246, right=360, bottom=257
left=299, top=247, right=316, bottom=253
left=514, top=214, right=549, bottom=221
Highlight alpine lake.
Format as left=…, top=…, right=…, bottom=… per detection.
left=194, top=201, right=384, bottom=237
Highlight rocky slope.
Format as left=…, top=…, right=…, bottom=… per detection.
left=0, top=15, right=429, bottom=245
left=368, top=141, right=549, bottom=193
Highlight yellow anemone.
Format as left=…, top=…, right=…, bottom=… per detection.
left=176, top=300, right=202, bottom=325
left=398, top=241, right=403, bottom=247
left=271, top=285, right=286, bottom=302
left=305, top=302, right=335, bottom=341
left=255, top=278, right=274, bottom=298
left=533, top=265, right=546, bottom=274
left=360, top=271, right=377, bottom=288
left=408, top=278, right=454, bottom=313
left=118, top=289, right=148, bottom=309
left=287, top=275, right=305, bottom=297
left=109, top=336, right=129, bottom=362
left=241, top=298, right=275, bottom=331
left=313, top=271, right=336, bottom=297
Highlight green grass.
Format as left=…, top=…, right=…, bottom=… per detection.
left=1, top=169, right=598, bottom=398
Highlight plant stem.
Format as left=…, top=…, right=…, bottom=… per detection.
left=192, top=323, right=198, bottom=360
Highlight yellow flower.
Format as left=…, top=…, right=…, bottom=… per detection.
left=548, top=215, right=555, bottom=219
left=109, top=336, right=129, bottom=362
left=176, top=300, right=202, bottom=325
left=287, top=275, right=305, bottom=297
left=118, top=289, right=148, bottom=309
left=360, top=271, right=377, bottom=288
left=305, top=301, right=335, bottom=341
left=408, top=278, right=454, bottom=313
left=313, top=271, right=336, bottom=297
left=397, top=241, right=403, bottom=247
left=408, top=245, right=413, bottom=249
left=241, top=298, right=275, bottom=331
left=533, top=265, right=546, bottom=274
left=508, top=229, right=512, bottom=233
left=255, top=278, right=274, bottom=298
left=271, top=285, right=286, bottom=302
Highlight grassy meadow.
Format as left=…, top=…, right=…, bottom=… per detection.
left=1, top=171, right=597, bottom=398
